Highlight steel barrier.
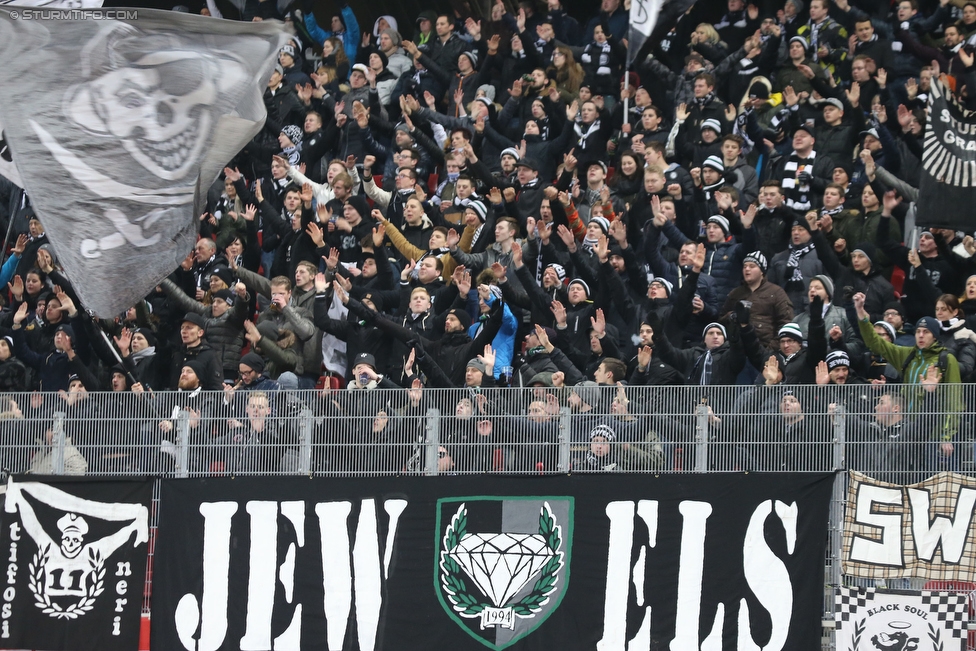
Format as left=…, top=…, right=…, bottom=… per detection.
left=0, top=383, right=971, bottom=649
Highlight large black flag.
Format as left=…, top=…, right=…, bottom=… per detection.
left=918, top=77, right=976, bottom=230
left=0, top=477, right=153, bottom=651
left=0, top=10, right=288, bottom=316
left=152, top=474, right=832, bottom=651
left=628, top=0, right=698, bottom=66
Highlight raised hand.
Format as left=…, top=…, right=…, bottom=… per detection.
left=550, top=300, right=567, bottom=325
left=511, top=240, right=523, bottom=267
left=556, top=224, right=576, bottom=251
left=815, top=360, right=830, bottom=385
left=306, top=221, right=325, bottom=248
left=8, top=274, right=23, bottom=300
left=490, top=261, right=508, bottom=281
left=11, top=233, right=27, bottom=257
left=637, top=345, right=652, bottom=369
left=114, top=328, right=132, bottom=355
left=332, top=280, right=349, bottom=305
left=372, top=223, right=386, bottom=248
left=223, top=167, right=242, bottom=182
left=590, top=308, right=606, bottom=338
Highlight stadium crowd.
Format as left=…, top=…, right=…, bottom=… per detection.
left=0, top=0, right=975, bottom=476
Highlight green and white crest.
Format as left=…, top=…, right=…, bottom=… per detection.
left=435, top=496, right=573, bottom=650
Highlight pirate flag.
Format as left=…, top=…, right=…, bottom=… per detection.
left=0, top=10, right=288, bottom=316
left=0, top=477, right=153, bottom=651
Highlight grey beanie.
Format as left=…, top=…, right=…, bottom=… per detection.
left=477, top=84, right=496, bottom=102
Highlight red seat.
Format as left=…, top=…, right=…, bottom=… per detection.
left=428, top=173, right=439, bottom=193
left=890, top=266, right=905, bottom=297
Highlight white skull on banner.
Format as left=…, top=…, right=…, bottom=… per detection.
left=65, top=27, right=246, bottom=180
left=68, top=51, right=216, bottom=180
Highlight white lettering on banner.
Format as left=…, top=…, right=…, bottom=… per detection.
left=849, top=485, right=904, bottom=566
left=174, top=499, right=404, bottom=651
left=908, top=487, right=976, bottom=563
left=598, top=500, right=799, bottom=651
left=175, top=502, right=237, bottom=651
left=1, top=523, right=20, bottom=639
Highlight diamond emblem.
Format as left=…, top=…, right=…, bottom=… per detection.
left=448, top=533, right=554, bottom=607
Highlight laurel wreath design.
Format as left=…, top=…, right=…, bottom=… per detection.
left=929, top=623, right=945, bottom=651
left=440, top=502, right=563, bottom=620
left=847, top=618, right=865, bottom=651
left=28, top=544, right=105, bottom=620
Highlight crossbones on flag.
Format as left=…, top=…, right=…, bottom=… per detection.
left=0, top=10, right=288, bottom=316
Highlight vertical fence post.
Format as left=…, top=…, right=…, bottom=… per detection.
left=424, top=408, right=440, bottom=476
left=298, top=408, right=313, bottom=474
left=826, top=405, right=847, bottom=643
left=175, top=410, right=190, bottom=479
left=558, top=407, right=571, bottom=473
left=51, top=411, right=66, bottom=475
left=694, top=404, right=709, bottom=472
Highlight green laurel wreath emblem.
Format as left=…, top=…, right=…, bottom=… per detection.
left=440, top=502, right=564, bottom=620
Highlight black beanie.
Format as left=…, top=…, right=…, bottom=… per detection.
left=345, top=195, right=370, bottom=220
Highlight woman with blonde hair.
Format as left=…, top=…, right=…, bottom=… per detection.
left=549, top=46, right=584, bottom=103
left=690, top=23, right=728, bottom=64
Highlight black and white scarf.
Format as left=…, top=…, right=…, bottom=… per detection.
left=785, top=241, right=815, bottom=287
left=781, top=150, right=816, bottom=211
left=820, top=205, right=843, bottom=218
left=581, top=41, right=612, bottom=76
left=575, top=120, right=602, bottom=149
left=694, top=91, right=716, bottom=109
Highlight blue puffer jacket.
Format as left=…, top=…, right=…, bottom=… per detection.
left=305, top=6, right=359, bottom=69
left=467, top=293, right=518, bottom=380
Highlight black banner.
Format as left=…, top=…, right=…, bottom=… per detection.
left=0, top=477, right=152, bottom=651
left=151, top=474, right=833, bottom=651
left=918, top=78, right=976, bottom=230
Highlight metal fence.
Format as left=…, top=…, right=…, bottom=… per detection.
left=1, top=383, right=972, bottom=647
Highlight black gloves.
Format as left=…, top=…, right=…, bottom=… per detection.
left=734, top=300, right=751, bottom=326
left=797, top=171, right=813, bottom=185
left=809, top=295, right=823, bottom=318
left=645, top=312, right=662, bottom=342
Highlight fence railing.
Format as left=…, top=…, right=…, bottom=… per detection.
left=1, top=383, right=973, bottom=649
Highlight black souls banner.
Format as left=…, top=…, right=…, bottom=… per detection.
left=151, top=474, right=833, bottom=651
left=0, top=477, right=152, bottom=651
left=919, top=78, right=976, bottom=230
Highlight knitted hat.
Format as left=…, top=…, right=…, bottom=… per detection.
left=182, top=360, right=205, bottom=381
left=38, top=243, right=57, bottom=267
left=240, top=352, right=265, bottom=373
left=132, top=327, right=157, bottom=347
left=700, top=118, right=722, bottom=134
left=589, top=423, right=616, bottom=441
left=648, top=277, right=673, bottom=297
left=466, top=200, right=488, bottom=222
left=702, top=155, right=724, bottom=172
left=447, top=308, right=472, bottom=330
left=778, top=323, right=804, bottom=342
left=345, top=194, right=370, bottom=220
left=500, top=147, right=521, bottom=161
left=466, top=358, right=487, bottom=374
left=743, top=251, right=768, bottom=273
left=791, top=216, right=812, bottom=234
left=703, top=322, right=727, bottom=339
left=884, top=301, right=905, bottom=318
left=281, top=124, right=303, bottom=145
left=916, top=316, right=940, bottom=336
left=789, top=35, right=809, bottom=51
left=825, top=350, right=851, bottom=369
left=569, top=279, right=591, bottom=297
left=852, top=242, right=876, bottom=263
left=874, top=321, right=897, bottom=341
left=477, top=84, right=496, bottom=102
left=210, top=266, right=234, bottom=287
left=54, top=323, right=75, bottom=346
left=545, top=263, right=567, bottom=283
left=589, top=216, right=610, bottom=235
left=748, top=81, right=770, bottom=100
left=460, top=51, right=479, bottom=68
left=213, top=289, right=235, bottom=306
left=707, top=215, right=730, bottom=235
left=280, top=44, right=296, bottom=59
left=811, top=274, right=834, bottom=300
